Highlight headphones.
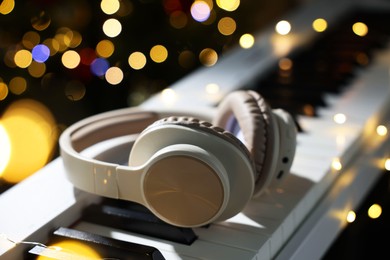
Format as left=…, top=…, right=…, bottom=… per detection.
left=59, top=90, right=297, bottom=228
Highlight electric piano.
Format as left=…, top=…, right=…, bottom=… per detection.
left=1, top=0, right=390, bottom=259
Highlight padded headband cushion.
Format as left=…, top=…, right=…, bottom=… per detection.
left=212, top=90, right=276, bottom=188
left=146, top=116, right=253, bottom=164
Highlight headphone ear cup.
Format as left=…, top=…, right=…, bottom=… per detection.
left=128, top=117, right=255, bottom=227
left=213, top=90, right=280, bottom=196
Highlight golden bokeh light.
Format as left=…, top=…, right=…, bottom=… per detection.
left=332, top=157, right=342, bottom=171
left=216, top=0, right=240, bottom=12
left=218, top=17, right=236, bottom=36
left=368, top=204, right=382, bottom=219
left=385, top=158, right=390, bottom=171
left=101, top=0, right=120, bottom=15
left=352, top=22, right=368, bottom=37
left=14, top=49, right=32, bottom=68
left=62, top=50, right=81, bottom=69
left=36, top=240, right=101, bottom=260
left=96, top=39, right=115, bottom=58
left=103, top=18, right=122, bottom=38
left=0, top=82, right=8, bottom=101
left=312, top=18, right=327, bottom=32
left=105, top=66, right=124, bottom=85
left=279, top=58, right=293, bottom=71
left=0, top=99, right=58, bottom=183
left=239, top=33, right=255, bottom=49
left=128, top=51, right=147, bottom=70
left=0, top=0, right=15, bottom=15
left=22, top=31, right=41, bottom=50
left=9, top=77, right=27, bottom=95
left=199, top=48, right=218, bottom=66
left=28, top=61, right=46, bottom=78
left=0, top=123, right=11, bottom=176
left=150, top=45, right=168, bottom=63
left=43, top=38, right=60, bottom=56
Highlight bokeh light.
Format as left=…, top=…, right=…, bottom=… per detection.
left=105, top=66, right=124, bottom=85
left=0, top=82, right=8, bottom=101
left=216, top=0, right=240, bottom=12
left=128, top=51, right=147, bottom=70
left=191, top=1, right=211, bottom=22
left=353, top=22, right=368, bottom=37
left=275, top=20, right=291, bottom=35
left=14, top=49, right=32, bottom=68
left=9, top=77, right=27, bottom=95
left=218, top=17, right=236, bottom=36
left=150, top=45, right=168, bottom=63
left=96, top=39, right=115, bottom=58
left=199, top=48, right=218, bottom=66
left=101, top=0, right=120, bottom=15
left=0, top=0, right=15, bottom=15
left=32, top=44, right=50, bottom=63
left=62, top=50, right=81, bottom=69
left=103, top=18, right=122, bottom=38
left=239, top=33, right=255, bottom=49
left=90, top=58, right=110, bottom=76
left=312, top=18, right=327, bottom=32
left=36, top=240, right=101, bottom=260
left=0, top=99, right=57, bottom=183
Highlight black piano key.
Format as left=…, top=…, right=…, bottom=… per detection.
left=81, top=199, right=198, bottom=245
left=27, top=227, right=165, bottom=260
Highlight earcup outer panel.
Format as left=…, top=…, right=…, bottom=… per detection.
left=129, top=119, right=255, bottom=225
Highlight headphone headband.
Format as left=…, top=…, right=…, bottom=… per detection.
left=59, top=107, right=215, bottom=200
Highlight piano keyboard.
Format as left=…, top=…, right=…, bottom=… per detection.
left=1, top=0, right=390, bottom=259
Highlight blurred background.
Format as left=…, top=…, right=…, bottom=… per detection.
left=0, top=0, right=300, bottom=186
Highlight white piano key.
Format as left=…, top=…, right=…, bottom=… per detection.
left=74, top=222, right=257, bottom=260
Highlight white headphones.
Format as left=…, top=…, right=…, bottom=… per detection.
left=59, top=90, right=297, bottom=227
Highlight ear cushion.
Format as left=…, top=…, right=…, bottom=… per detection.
left=213, top=90, right=279, bottom=195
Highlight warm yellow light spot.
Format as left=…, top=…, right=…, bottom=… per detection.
left=205, top=83, right=220, bottom=95
left=103, top=18, right=122, bottom=38
left=218, top=17, right=236, bottom=36
left=376, top=125, right=387, bottom=136
left=150, top=45, right=168, bottom=63
left=199, top=48, right=218, bottom=67
left=36, top=240, right=100, bottom=259
left=62, top=50, right=80, bottom=69
left=0, top=99, right=57, bottom=183
left=0, top=123, right=11, bottom=177
left=28, top=61, right=46, bottom=78
left=96, top=39, right=115, bottom=58
left=312, top=18, right=327, bottom=32
left=239, top=33, right=255, bottom=49
left=368, top=204, right=382, bottom=219
left=128, top=51, right=147, bottom=70
left=9, top=77, right=27, bottom=95
left=333, top=113, right=347, bottom=124
left=353, top=22, right=368, bottom=37
left=22, top=31, right=40, bottom=50
left=275, top=20, right=291, bottom=35
left=101, top=0, right=120, bottom=15
left=14, top=50, right=32, bottom=68
left=216, top=0, right=240, bottom=11
left=0, top=82, right=8, bottom=101
left=105, top=67, right=123, bottom=85
left=346, top=210, right=356, bottom=223
left=332, top=158, right=342, bottom=171
left=0, top=0, right=15, bottom=15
